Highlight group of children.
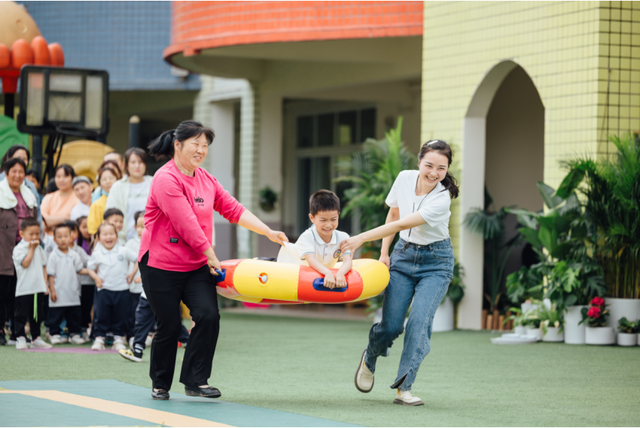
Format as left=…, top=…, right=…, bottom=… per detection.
left=11, top=207, right=163, bottom=360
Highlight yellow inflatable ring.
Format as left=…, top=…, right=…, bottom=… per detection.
left=216, top=258, right=389, bottom=304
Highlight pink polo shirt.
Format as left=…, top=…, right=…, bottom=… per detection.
left=139, top=159, right=245, bottom=272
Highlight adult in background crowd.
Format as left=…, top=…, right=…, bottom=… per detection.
left=92, top=153, right=124, bottom=203
left=139, top=120, right=288, bottom=400
left=106, top=148, right=153, bottom=242
left=40, top=164, right=78, bottom=235
left=87, top=165, right=121, bottom=235
left=0, top=145, right=42, bottom=225
left=0, top=158, right=38, bottom=345
left=70, top=176, right=93, bottom=221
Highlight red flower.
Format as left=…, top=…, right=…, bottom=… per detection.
left=591, top=297, right=605, bottom=307
left=587, top=306, right=601, bottom=318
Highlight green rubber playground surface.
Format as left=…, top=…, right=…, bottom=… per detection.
left=1, top=312, right=639, bottom=426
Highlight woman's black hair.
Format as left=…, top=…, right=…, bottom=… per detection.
left=124, top=147, right=148, bottom=176
left=1, top=145, right=30, bottom=164
left=54, top=164, right=76, bottom=179
left=99, top=160, right=122, bottom=179
left=418, top=140, right=460, bottom=199
left=26, top=169, right=41, bottom=184
left=134, top=210, right=145, bottom=224
left=75, top=215, right=88, bottom=249
left=148, top=120, right=215, bottom=161
left=2, top=157, right=26, bottom=175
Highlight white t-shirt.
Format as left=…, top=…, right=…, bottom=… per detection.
left=386, top=170, right=451, bottom=245
left=124, top=236, right=142, bottom=294
left=277, top=226, right=351, bottom=269
left=12, top=240, right=48, bottom=297
left=47, top=248, right=83, bottom=307
left=70, top=243, right=94, bottom=286
left=70, top=201, right=90, bottom=221
left=88, top=244, right=138, bottom=292
left=126, top=180, right=150, bottom=241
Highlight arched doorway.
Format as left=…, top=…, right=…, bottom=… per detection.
left=459, top=61, right=544, bottom=329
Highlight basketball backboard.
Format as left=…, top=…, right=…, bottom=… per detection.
left=17, top=65, right=109, bottom=137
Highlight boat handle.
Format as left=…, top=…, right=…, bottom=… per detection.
left=214, top=268, right=227, bottom=282
left=312, top=278, right=347, bottom=292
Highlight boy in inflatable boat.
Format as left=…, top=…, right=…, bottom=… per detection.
left=276, top=190, right=352, bottom=288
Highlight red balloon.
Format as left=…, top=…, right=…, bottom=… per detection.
left=48, top=43, right=64, bottom=66
left=10, top=39, right=33, bottom=69
left=0, top=44, right=9, bottom=69
left=31, top=36, right=51, bottom=65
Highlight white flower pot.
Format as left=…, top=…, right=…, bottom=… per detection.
left=585, top=327, right=615, bottom=345
left=514, top=325, right=527, bottom=335
left=617, top=332, right=637, bottom=347
left=564, top=305, right=588, bottom=345
left=526, top=327, right=542, bottom=341
left=432, top=296, right=454, bottom=332
left=605, top=298, right=640, bottom=343
left=542, top=327, right=564, bottom=342
left=521, top=302, right=539, bottom=313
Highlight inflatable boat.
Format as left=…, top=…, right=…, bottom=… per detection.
left=215, top=258, right=389, bottom=304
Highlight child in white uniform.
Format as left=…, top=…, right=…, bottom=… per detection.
left=46, top=224, right=91, bottom=345
left=124, top=211, right=144, bottom=343
left=12, top=218, right=51, bottom=349
left=64, top=220, right=94, bottom=340
left=88, top=222, right=138, bottom=351
left=277, top=189, right=352, bottom=288
left=103, top=208, right=126, bottom=246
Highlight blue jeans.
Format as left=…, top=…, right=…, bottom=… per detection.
left=365, top=238, right=454, bottom=391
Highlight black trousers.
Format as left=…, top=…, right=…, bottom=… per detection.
left=47, top=305, right=81, bottom=336
left=80, top=284, right=95, bottom=330
left=133, top=296, right=189, bottom=353
left=139, top=252, right=219, bottom=391
left=92, top=289, right=128, bottom=338
left=14, top=292, right=46, bottom=339
left=126, top=291, right=141, bottom=340
left=0, top=274, right=17, bottom=337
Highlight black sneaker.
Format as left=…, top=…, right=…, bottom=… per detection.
left=151, top=389, right=170, bottom=400
left=185, top=385, right=221, bottom=398
left=0, top=332, right=6, bottom=346
left=105, top=333, right=114, bottom=346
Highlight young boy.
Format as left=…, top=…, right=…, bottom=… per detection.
left=46, top=224, right=90, bottom=345
left=64, top=220, right=94, bottom=341
left=119, top=212, right=189, bottom=362
left=277, top=189, right=352, bottom=288
left=103, top=208, right=125, bottom=245
left=12, top=218, right=51, bottom=349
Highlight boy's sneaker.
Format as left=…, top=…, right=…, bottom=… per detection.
left=69, top=334, right=86, bottom=345
left=393, top=390, right=424, bottom=406
left=113, top=336, right=127, bottom=351
left=145, top=334, right=154, bottom=347
left=119, top=348, right=142, bottom=362
left=15, top=337, right=28, bottom=350
left=50, top=334, right=63, bottom=345
left=31, top=337, right=53, bottom=349
left=354, top=350, right=374, bottom=393
left=82, top=331, right=90, bottom=342
left=105, top=333, right=114, bottom=346
left=7, top=338, right=17, bottom=345
left=91, top=337, right=105, bottom=351
left=59, top=335, right=69, bottom=344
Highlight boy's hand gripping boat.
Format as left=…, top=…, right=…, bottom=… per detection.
left=215, top=259, right=389, bottom=304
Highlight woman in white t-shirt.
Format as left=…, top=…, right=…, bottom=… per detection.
left=105, top=148, right=152, bottom=242
left=341, top=140, right=459, bottom=406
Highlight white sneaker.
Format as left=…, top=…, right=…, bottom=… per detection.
left=113, top=336, right=127, bottom=351
left=354, top=350, right=374, bottom=393
left=50, top=334, right=62, bottom=345
left=69, top=334, right=86, bottom=345
left=82, top=331, right=90, bottom=342
left=16, top=337, right=28, bottom=350
left=91, top=337, right=105, bottom=351
left=145, top=334, right=154, bottom=347
left=393, top=389, right=424, bottom=406
left=7, top=338, right=17, bottom=345
left=59, top=335, right=69, bottom=344
left=31, top=337, right=53, bottom=349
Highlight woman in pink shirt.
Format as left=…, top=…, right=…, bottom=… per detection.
left=138, top=120, right=288, bottom=401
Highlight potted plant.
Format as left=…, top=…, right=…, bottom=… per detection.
left=617, top=317, right=638, bottom=347
left=259, top=186, right=278, bottom=212
left=537, top=303, right=564, bottom=342
left=523, top=307, right=542, bottom=341
left=506, top=264, right=544, bottom=314
left=503, top=307, right=527, bottom=335
left=581, top=297, right=614, bottom=345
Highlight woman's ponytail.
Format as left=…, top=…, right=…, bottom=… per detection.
left=148, top=129, right=176, bottom=161
left=441, top=172, right=459, bottom=199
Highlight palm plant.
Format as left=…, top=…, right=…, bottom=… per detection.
left=562, top=135, right=640, bottom=299
left=334, top=116, right=417, bottom=257
left=464, top=188, right=520, bottom=312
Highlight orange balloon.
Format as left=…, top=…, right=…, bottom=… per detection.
left=31, top=36, right=50, bottom=65
left=48, top=43, right=64, bottom=66
left=0, top=44, right=9, bottom=68
left=10, top=39, right=33, bottom=69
